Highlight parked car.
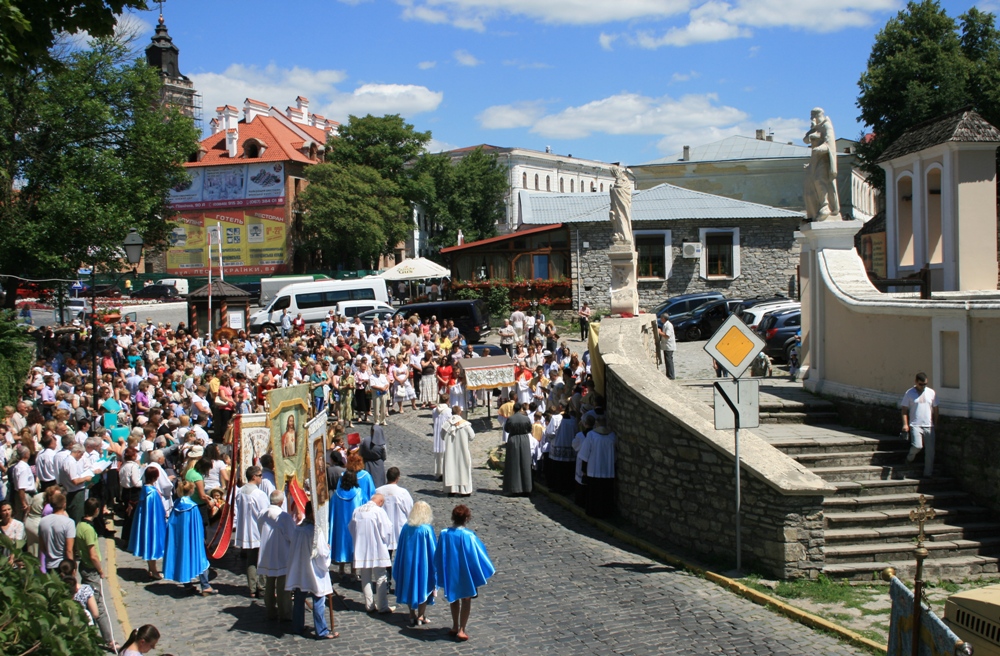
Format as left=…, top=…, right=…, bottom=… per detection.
left=235, top=281, right=262, bottom=301
left=651, top=291, right=725, bottom=319
left=130, top=284, right=180, bottom=300
left=757, top=308, right=802, bottom=362
left=740, top=300, right=800, bottom=331
left=672, top=298, right=744, bottom=341
left=735, top=294, right=791, bottom=315
left=393, top=300, right=491, bottom=343
left=356, top=307, right=396, bottom=332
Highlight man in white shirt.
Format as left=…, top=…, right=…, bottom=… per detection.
left=191, top=414, right=211, bottom=447
left=658, top=313, right=677, bottom=380
left=578, top=413, right=616, bottom=519
left=901, top=372, right=938, bottom=478
left=257, top=491, right=295, bottom=622
left=510, top=309, right=526, bottom=345
left=35, top=433, right=60, bottom=491
left=349, top=494, right=394, bottom=613
left=234, top=466, right=271, bottom=598
left=58, top=443, right=93, bottom=523
left=374, top=467, right=413, bottom=586
left=9, top=445, right=36, bottom=520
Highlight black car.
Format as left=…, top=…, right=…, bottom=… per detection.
left=235, top=281, right=262, bottom=301
left=757, top=308, right=802, bottom=362
left=393, top=300, right=491, bottom=343
left=652, top=291, right=725, bottom=319
left=671, top=298, right=744, bottom=341
left=356, top=307, right=395, bottom=332
left=130, top=284, right=180, bottom=300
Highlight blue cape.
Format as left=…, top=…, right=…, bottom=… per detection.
left=163, top=496, right=209, bottom=583
left=355, top=470, right=376, bottom=504
left=393, top=523, right=437, bottom=608
left=329, top=484, right=362, bottom=564
left=128, top=485, right=166, bottom=561
left=435, top=527, right=495, bottom=603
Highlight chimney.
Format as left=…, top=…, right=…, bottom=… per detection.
left=218, top=105, right=239, bottom=131
left=243, top=98, right=269, bottom=123
left=226, top=128, right=239, bottom=158
left=766, top=135, right=773, bottom=142
left=209, top=117, right=221, bottom=135
left=296, top=96, right=309, bottom=117
left=682, top=145, right=690, bottom=161
left=755, top=129, right=765, bottom=140
left=457, top=229, right=464, bottom=246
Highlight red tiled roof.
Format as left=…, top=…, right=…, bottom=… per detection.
left=188, top=114, right=324, bottom=167
left=439, top=223, right=564, bottom=253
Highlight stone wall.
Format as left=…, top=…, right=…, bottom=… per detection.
left=571, top=217, right=800, bottom=311
left=599, top=318, right=831, bottom=578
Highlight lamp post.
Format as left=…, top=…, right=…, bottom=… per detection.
left=90, top=228, right=145, bottom=399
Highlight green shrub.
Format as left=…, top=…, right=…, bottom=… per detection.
left=454, top=288, right=480, bottom=301
left=484, top=284, right=511, bottom=321
left=0, top=535, right=104, bottom=655
left=0, top=311, right=32, bottom=407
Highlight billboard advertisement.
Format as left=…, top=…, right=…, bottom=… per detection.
left=169, top=163, right=285, bottom=209
left=165, top=206, right=288, bottom=276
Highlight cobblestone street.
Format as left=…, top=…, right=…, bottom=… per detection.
left=114, top=402, right=865, bottom=655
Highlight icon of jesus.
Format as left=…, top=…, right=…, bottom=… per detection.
left=281, top=414, right=297, bottom=458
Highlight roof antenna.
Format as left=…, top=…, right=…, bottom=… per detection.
left=158, top=0, right=165, bottom=23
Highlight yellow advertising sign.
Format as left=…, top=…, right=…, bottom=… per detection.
left=166, top=205, right=289, bottom=276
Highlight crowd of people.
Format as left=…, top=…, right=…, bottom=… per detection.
left=0, top=303, right=612, bottom=650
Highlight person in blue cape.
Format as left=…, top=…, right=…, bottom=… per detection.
left=330, top=470, right=364, bottom=578
left=435, top=504, right=495, bottom=642
left=128, top=467, right=167, bottom=580
left=163, top=480, right=217, bottom=595
left=393, top=500, right=436, bottom=627
left=347, top=452, right=376, bottom=501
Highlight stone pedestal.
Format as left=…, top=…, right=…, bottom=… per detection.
left=608, top=245, right=639, bottom=316
left=797, top=219, right=863, bottom=392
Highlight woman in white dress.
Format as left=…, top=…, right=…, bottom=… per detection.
left=448, top=364, right=467, bottom=417
left=418, top=351, right=438, bottom=408
left=391, top=355, right=416, bottom=414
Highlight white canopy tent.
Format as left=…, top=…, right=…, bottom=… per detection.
left=377, top=257, right=450, bottom=281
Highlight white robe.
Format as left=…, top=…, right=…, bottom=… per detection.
left=348, top=501, right=392, bottom=569
left=233, top=482, right=270, bottom=549
left=143, top=461, right=174, bottom=515
left=431, top=404, right=451, bottom=454
left=284, top=522, right=332, bottom=596
left=578, top=428, right=617, bottom=479
left=442, top=416, right=474, bottom=495
left=257, top=505, right=296, bottom=577
left=374, top=483, right=413, bottom=550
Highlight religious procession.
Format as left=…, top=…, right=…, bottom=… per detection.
left=0, top=300, right=612, bottom=652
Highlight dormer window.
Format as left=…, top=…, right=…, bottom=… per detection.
left=243, top=138, right=266, bottom=158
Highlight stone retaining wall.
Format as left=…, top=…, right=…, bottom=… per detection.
left=599, top=317, right=831, bottom=579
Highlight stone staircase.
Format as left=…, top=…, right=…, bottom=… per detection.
left=770, top=428, right=1000, bottom=580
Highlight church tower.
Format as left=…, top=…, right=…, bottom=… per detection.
left=145, top=12, right=202, bottom=128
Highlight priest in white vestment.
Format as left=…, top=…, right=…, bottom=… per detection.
left=431, top=398, right=451, bottom=481
left=285, top=504, right=337, bottom=639
left=349, top=493, right=394, bottom=613
left=257, top=490, right=295, bottom=621
left=142, top=450, right=174, bottom=515
left=442, top=410, right=475, bottom=496
left=234, top=466, right=271, bottom=598
left=375, top=467, right=414, bottom=552
left=578, top=413, right=617, bottom=519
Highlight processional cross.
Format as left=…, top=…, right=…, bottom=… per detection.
left=909, top=494, right=936, bottom=548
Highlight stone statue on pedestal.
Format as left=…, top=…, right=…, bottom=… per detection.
left=607, top=165, right=639, bottom=315
left=803, top=107, right=841, bottom=221
left=609, top=165, right=634, bottom=245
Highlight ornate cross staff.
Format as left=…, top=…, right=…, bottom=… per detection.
left=908, top=494, right=936, bottom=656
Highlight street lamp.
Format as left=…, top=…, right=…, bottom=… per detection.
left=91, top=228, right=145, bottom=400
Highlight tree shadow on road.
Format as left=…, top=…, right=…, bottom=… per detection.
left=219, top=603, right=289, bottom=638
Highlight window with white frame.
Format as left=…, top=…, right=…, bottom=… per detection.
left=634, top=230, right=672, bottom=280
left=699, top=228, right=740, bottom=279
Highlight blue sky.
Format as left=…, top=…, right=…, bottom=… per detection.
left=127, top=0, right=985, bottom=165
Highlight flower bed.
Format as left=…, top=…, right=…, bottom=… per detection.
left=452, top=279, right=572, bottom=310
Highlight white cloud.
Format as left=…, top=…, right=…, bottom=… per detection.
left=397, top=0, right=689, bottom=29
left=502, top=59, right=552, bottom=69
left=453, top=49, right=482, bottom=66
left=477, top=101, right=547, bottom=129
left=418, top=60, right=437, bottom=69
left=191, top=64, right=442, bottom=126
left=598, top=32, right=619, bottom=51
left=427, top=138, right=460, bottom=153
left=670, top=70, right=700, bottom=83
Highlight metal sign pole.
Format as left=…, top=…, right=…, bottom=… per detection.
left=714, top=380, right=741, bottom=572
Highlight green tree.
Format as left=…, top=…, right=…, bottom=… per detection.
left=0, top=0, right=148, bottom=72
left=415, top=147, right=506, bottom=253
left=0, top=310, right=31, bottom=407
left=856, top=1, right=1000, bottom=189
left=327, top=114, right=431, bottom=202
left=298, top=162, right=408, bottom=268
left=0, top=36, right=199, bottom=307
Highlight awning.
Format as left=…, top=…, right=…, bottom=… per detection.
left=377, top=257, right=450, bottom=281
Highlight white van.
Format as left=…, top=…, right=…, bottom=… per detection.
left=155, top=278, right=189, bottom=297
left=335, top=300, right=393, bottom=318
left=249, top=278, right=389, bottom=332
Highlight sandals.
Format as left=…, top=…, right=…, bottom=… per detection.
left=318, top=632, right=340, bottom=639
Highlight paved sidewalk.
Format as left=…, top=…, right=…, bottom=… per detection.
left=112, top=406, right=867, bottom=655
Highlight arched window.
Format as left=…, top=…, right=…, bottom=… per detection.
left=926, top=167, right=943, bottom=264
left=534, top=174, right=539, bottom=190
left=546, top=176, right=551, bottom=191
left=559, top=178, right=564, bottom=192
left=522, top=172, right=527, bottom=189
left=897, top=175, right=914, bottom=267
left=570, top=179, right=574, bottom=192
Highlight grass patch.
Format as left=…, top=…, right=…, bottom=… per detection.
left=770, top=574, right=882, bottom=609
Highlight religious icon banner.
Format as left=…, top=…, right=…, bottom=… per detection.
left=887, top=575, right=962, bottom=656
left=267, top=385, right=310, bottom=488
left=237, top=413, right=269, bottom=486
left=307, top=412, right=329, bottom=557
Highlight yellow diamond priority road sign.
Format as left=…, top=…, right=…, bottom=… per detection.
left=703, top=313, right=766, bottom=379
